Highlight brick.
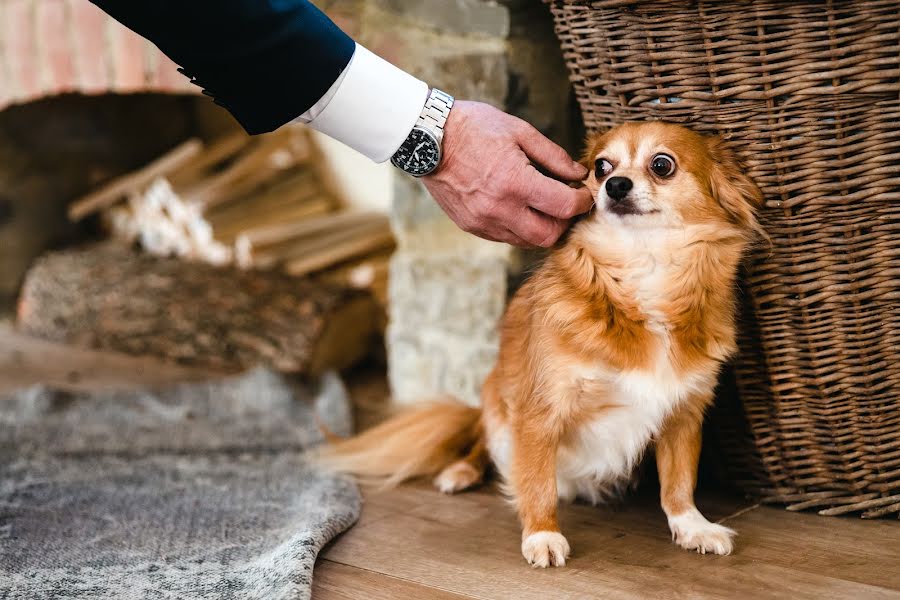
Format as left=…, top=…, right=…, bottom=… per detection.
left=153, top=52, right=195, bottom=94
left=4, top=0, right=39, bottom=100
left=0, top=3, right=12, bottom=109
left=110, top=26, right=147, bottom=90
left=37, top=0, right=77, bottom=95
left=69, top=0, right=109, bottom=94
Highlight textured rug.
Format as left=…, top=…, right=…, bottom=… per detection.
left=0, top=368, right=360, bottom=600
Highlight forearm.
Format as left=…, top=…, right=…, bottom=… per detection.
left=90, top=0, right=357, bottom=135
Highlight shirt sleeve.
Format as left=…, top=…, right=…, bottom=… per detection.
left=296, top=44, right=429, bottom=164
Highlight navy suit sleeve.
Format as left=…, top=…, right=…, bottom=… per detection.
left=90, top=0, right=356, bottom=134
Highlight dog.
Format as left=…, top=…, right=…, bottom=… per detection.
left=319, top=121, right=764, bottom=568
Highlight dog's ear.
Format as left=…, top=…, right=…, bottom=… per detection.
left=580, top=130, right=609, bottom=173
left=705, top=136, right=766, bottom=240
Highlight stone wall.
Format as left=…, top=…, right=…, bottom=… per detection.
left=341, top=0, right=580, bottom=405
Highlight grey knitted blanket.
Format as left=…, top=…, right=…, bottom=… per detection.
left=0, top=369, right=360, bottom=600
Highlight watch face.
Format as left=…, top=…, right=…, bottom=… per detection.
left=391, top=127, right=441, bottom=176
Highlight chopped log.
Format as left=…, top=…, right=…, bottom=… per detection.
left=180, top=129, right=310, bottom=210
left=201, top=171, right=319, bottom=229
left=68, top=139, right=203, bottom=221
left=234, top=211, right=382, bottom=268
left=167, top=131, right=251, bottom=190
left=16, top=243, right=379, bottom=375
left=210, top=197, right=334, bottom=245
left=246, top=217, right=391, bottom=271
left=283, top=219, right=395, bottom=277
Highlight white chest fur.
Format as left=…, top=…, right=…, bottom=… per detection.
left=485, top=346, right=717, bottom=505
left=555, top=366, right=713, bottom=503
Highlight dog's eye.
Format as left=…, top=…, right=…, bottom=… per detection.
left=650, top=154, right=676, bottom=177
left=595, top=158, right=613, bottom=178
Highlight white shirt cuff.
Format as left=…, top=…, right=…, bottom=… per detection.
left=294, top=43, right=429, bottom=164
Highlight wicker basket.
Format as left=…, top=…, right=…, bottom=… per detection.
left=546, top=0, right=900, bottom=517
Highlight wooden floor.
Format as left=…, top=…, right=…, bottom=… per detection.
left=3, top=325, right=898, bottom=600
left=314, top=482, right=900, bottom=600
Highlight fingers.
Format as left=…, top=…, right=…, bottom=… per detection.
left=463, top=226, right=532, bottom=248
left=520, top=170, right=594, bottom=220
left=508, top=206, right=568, bottom=248
left=494, top=231, right=533, bottom=248
left=462, top=205, right=564, bottom=248
left=514, top=121, right=588, bottom=182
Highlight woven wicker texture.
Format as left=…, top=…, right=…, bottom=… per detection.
left=547, top=0, right=900, bottom=517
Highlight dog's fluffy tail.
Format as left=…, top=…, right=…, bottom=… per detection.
left=315, top=400, right=483, bottom=489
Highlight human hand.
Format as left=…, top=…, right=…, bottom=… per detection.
left=421, top=101, right=592, bottom=248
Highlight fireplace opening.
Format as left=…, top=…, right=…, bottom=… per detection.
left=0, top=93, right=233, bottom=313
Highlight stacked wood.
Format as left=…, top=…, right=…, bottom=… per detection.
left=16, top=243, right=379, bottom=375
left=68, top=125, right=394, bottom=302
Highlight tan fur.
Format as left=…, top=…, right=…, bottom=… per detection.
left=320, top=122, right=762, bottom=566
left=315, top=401, right=481, bottom=488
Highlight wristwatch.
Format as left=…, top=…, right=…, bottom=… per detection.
left=390, top=88, right=454, bottom=177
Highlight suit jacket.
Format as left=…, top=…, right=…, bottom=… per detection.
left=91, top=0, right=355, bottom=134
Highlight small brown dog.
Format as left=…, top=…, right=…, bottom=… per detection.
left=320, top=121, right=764, bottom=567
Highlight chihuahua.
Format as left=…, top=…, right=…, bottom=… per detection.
left=319, top=121, right=764, bottom=567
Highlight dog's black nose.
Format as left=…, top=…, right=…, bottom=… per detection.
left=605, top=176, right=633, bottom=202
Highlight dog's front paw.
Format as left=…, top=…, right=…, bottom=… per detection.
left=668, top=509, right=735, bottom=555
left=521, top=531, right=570, bottom=568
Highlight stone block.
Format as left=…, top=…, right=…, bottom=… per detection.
left=373, top=0, right=509, bottom=38
left=387, top=252, right=507, bottom=406
left=363, top=1, right=516, bottom=407
left=360, top=16, right=509, bottom=106
left=313, top=0, right=365, bottom=38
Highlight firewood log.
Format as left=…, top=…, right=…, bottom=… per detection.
left=167, top=131, right=250, bottom=190
left=234, top=211, right=383, bottom=269
left=248, top=216, right=393, bottom=272
left=284, top=222, right=395, bottom=277
left=201, top=171, right=319, bottom=228
left=180, top=129, right=310, bottom=210
left=210, top=197, right=334, bottom=245
left=16, top=243, right=379, bottom=375
left=68, top=139, right=202, bottom=221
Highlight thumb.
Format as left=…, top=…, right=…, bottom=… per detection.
left=514, top=121, right=587, bottom=181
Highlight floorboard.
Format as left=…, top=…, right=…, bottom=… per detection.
left=318, top=482, right=900, bottom=600
left=313, top=560, right=475, bottom=600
